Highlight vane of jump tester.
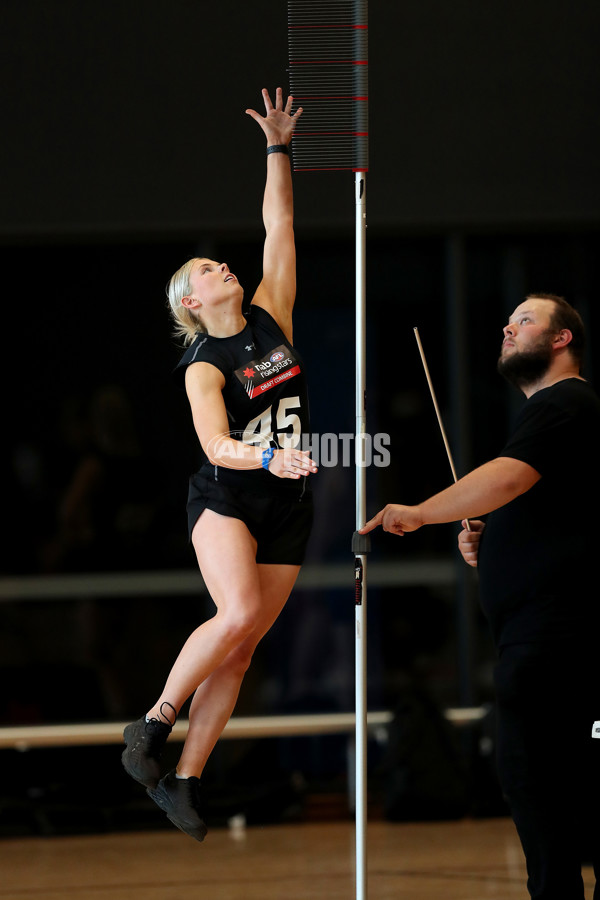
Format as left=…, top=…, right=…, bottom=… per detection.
left=288, top=3, right=369, bottom=898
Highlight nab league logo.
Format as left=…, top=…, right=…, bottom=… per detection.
left=234, top=344, right=300, bottom=399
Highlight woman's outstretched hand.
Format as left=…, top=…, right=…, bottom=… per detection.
left=246, top=87, right=302, bottom=146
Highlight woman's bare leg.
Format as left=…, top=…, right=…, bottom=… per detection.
left=146, top=510, right=263, bottom=720
left=176, top=561, right=300, bottom=777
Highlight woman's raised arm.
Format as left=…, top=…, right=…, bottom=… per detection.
left=245, top=88, right=302, bottom=342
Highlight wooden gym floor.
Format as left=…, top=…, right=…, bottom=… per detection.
left=0, top=816, right=595, bottom=900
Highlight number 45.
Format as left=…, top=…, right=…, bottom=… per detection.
left=242, top=396, right=301, bottom=449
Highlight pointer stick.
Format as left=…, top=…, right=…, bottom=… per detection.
left=413, top=327, right=471, bottom=531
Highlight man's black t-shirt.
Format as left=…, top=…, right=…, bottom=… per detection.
left=478, top=378, right=600, bottom=648
left=173, top=304, right=310, bottom=499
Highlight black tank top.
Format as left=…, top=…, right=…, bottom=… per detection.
left=174, top=304, right=311, bottom=498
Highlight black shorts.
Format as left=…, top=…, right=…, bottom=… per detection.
left=187, top=469, right=313, bottom=565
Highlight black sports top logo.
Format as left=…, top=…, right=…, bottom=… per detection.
left=234, top=344, right=301, bottom=400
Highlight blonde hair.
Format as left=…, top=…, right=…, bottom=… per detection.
left=166, top=258, right=207, bottom=346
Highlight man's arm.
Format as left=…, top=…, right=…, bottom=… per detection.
left=360, top=456, right=540, bottom=536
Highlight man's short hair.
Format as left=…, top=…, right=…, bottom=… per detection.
left=527, top=293, right=585, bottom=371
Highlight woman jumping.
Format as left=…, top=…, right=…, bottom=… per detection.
left=121, top=87, right=317, bottom=841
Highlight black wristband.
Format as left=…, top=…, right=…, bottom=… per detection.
left=266, top=144, right=289, bottom=156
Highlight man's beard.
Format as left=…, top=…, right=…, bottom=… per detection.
left=497, top=332, right=554, bottom=389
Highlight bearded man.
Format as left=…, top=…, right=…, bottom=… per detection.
left=361, top=294, right=600, bottom=900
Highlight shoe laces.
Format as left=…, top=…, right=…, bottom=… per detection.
left=145, top=701, right=176, bottom=734
left=158, top=701, right=177, bottom=727
left=143, top=705, right=175, bottom=756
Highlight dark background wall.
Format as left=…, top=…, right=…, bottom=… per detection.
left=2, top=0, right=599, bottom=237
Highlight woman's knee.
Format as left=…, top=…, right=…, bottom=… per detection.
left=218, top=606, right=259, bottom=647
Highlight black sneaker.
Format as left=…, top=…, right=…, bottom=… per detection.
left=122, top=716, right=172, bottom=789
left=147, top=770, right=208, bottom=842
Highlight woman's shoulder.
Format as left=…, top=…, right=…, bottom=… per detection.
left=172, top=334, right=231, bottom=387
